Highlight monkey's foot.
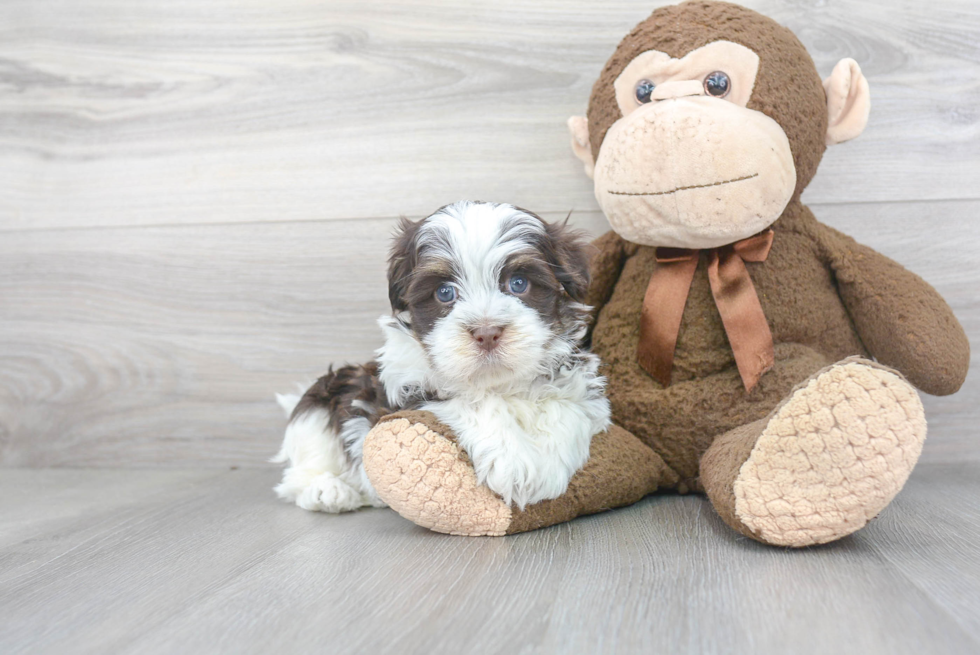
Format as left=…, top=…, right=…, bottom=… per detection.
left=362, top=411, right=511, bottom=536
left=704, top=358, right=926, bottom=547
left=362, top=410, right=675, bottom=536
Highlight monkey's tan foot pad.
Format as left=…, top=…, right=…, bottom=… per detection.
left=734, top=359, right=926, bottom=547
left=362, top=411, right=513, bottom=536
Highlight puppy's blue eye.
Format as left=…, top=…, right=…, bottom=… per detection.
left=508, top=276, right=529, bottom=295
left=435, top=284, right=456, bottom=303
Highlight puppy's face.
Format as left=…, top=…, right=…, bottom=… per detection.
left=387, top=202, right=591, bottom=391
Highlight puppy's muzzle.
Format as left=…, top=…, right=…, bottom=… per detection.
left=470, top=325, right=504, bottom=353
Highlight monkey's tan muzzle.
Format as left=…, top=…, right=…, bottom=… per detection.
left=593, top=97, right=796, bottom=250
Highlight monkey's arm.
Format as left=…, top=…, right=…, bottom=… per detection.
left=584, top=230, right=632, bottom=344
left=817, top=224, right=969, bottom=395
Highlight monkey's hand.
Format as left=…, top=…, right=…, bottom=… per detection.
left=361, top=410, right=674, bottom=536
left=820, top=224, right=969, bottom=395
left=584, top=230, right=634, bottom=345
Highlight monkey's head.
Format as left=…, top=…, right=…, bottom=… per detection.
left=568, top=0, right=870, bottom=249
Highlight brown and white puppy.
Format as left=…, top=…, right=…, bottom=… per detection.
left=273, top=201, right=611, bottom=513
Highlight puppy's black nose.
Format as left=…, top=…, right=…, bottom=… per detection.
left=470, top=325, right=504, bottom=352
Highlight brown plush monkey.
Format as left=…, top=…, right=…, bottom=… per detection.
left=361, top=0, right=970, bottom=546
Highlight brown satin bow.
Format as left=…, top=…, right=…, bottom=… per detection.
left=636, top=229, right=775, bottom=392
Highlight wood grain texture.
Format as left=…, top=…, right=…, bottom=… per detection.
left=1, top=464, right=978, bottom=654
left=0, top=0, right=978, bottom=230
left=0, top=0, right=976, bottom=468
left=2, top=5, right=977, bottom=652
left=0, top=201, right=976, bottom=467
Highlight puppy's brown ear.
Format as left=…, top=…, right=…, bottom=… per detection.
left=542, top=218, right=592, bottom=303
left=387, top=217, right=422, bottom=312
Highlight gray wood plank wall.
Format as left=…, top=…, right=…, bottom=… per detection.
left=1, top=0, right=977, bottom=467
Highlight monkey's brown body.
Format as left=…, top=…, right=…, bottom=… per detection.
left=589, top=200, right=967, bottom=488
left=360, top=1, right=970, bottom=546
left=592, top=214, right=860, bottom=489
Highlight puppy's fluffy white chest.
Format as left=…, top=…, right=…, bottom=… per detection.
left=423, top=367, right=610, bottom=509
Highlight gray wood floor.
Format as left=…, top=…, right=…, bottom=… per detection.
left=1, top=464, right=979, bottom=655
left=1, top=1, right=979, bottom=653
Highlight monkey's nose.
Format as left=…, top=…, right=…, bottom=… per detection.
left=650, top=79, right=705, bottom=101
left=470, top=325, right=504, bottom=352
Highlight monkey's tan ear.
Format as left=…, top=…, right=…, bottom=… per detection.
left=567, top=116, right=595, bottom=179
left=824, top=58, right=870, bottom=146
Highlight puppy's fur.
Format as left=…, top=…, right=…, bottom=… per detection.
left=273, top=201, right=611, bottom=512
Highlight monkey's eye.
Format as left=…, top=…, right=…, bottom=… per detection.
left=435, top=283, right=457, bottom=303
left=507, top=276, right=529, bottom=295
left=634, top=79, right=656, bottom=104
left=704, top=71, right=731, bottom=98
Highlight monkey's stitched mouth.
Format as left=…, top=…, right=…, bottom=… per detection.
left=609, top=173, right=759, bottom=197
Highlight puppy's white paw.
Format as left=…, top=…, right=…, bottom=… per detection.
left=295, top=473, right=365, bottom=513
